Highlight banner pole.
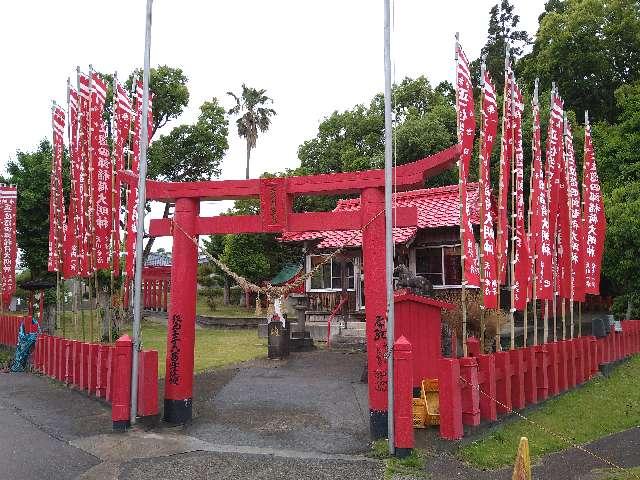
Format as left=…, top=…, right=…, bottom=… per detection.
left=478, top=59, right=487, bottom=351
left=529, top=78, right=540, bottom=346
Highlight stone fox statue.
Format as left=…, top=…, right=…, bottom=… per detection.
left=394, top=264, right=433, bottom=296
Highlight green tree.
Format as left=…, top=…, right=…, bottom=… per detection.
left=297, top=76, right=457, bottom=179
left=2, top=140, right=63, bottom=277
left=602, top=182, right=640, bottom=317
left=519, top=0, right=640, bottom=123
left=127, top=65, right=190, bottom=137
left=470, top=0, right=532, bottom=93
left=227, top=84, right=277, bottom=179
left=144, top=97, right=229, bottom=258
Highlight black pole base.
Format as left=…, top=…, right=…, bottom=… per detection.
left=394, top=447, right=412, bottom=459
left=163, top=398, right=192, bottom=424
left=112, top=420, right=130, bottom=432
left=369, top=409, right=388, bottom=440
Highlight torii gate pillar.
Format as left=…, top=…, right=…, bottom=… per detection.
left=163, top=197, right=199, bottom=424
left=361, top=187, right=390, bottom=438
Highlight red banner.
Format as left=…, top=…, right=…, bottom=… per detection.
left=90, top=73, right=112, bottom=270
left=0, top=186, right=17, bottom=305
left=455, top=43, right=480, bottom=287
left=555, top=102, right=572, bottom=300
left=479, top=70, right=498, bottom=308
left=545, top=93, right=565, bottom=298
left=497, top=65, right=514, bottom=285
left=78, top=72, right=92, bottom=276
left=125, top=81, right=153, bottom=278
left=49, top=105, right=66, bottom=272
left=530, top=97, right=553, bottom=300
left=564, top=121, right=585, bottom=302
left=582, top=119, right=606, bottom=294
left=113, top=80, right=133, bottom=277
left=63, top=87, right=81, bottom=278
left=512, top=83, right=530, bottom=311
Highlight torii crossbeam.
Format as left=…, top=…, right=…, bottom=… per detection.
left=123, top=145, right=459, bottom=437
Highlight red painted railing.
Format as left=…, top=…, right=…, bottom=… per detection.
left=437, top=320, right=640, bottom=440
left=0, top=314, right=160, bottom=430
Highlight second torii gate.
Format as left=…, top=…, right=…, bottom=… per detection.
left=127, top=145, right=458, bottom=437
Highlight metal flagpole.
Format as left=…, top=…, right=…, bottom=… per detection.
left=130, top=0, right=153, bottom=425
left=455, top=33, right=468, bottom=358
left=383, top=0, right=395, bottom=455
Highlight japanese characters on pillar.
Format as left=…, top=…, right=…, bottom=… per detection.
left=125, top=81, right=153, bottom=278
left=497, top=63, right=514, bottom=285
left=0, top=186, right=17, bottom=305
left=511, top=82, right=530, bottom=311
left=480, top=70, right=499, bottom=307
left=49, top=104, right=66, bottom=272
left=530, top=97, right=553, bottom=300
left=113, top=80, right=133, bottom=276
left=582, top=117, right=606, bottom=294
left=563, top=120, right=585, bottom=302
left=455, top=42, right=480, bottom=287
left=90, top=73, right=112, bottom=270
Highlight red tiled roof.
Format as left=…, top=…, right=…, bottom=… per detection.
left=281, top=183, right=480, bottom=249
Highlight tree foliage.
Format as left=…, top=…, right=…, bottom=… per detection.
left=519, top=0, right=640, bottom=123
left=297, top=76, right=457, bottom=179
left=127, top=65, right=190, bottom=136
left=147, top=98, right=229, bottom=182
left=2, top=140, right=62, bottom=277
left=470, top=0, right=532, bottom=92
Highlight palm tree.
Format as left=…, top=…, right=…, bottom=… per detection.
left=227, top=84, right=276, bottom=179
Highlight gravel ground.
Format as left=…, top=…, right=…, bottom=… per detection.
left=119, top=450, right=383, bottom=480
left=186, top=349, right=371, bottom=455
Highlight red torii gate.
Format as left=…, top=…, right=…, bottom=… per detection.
left=125, top=145, right=458, bottom=437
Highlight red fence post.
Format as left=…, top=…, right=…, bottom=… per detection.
left=112, top=335, right=133, bottom=431
left=460, top=356, right=480, bottom=426
left=557, top=341, right=568, bottom=392
left=137, top=350, right=159, bottom=417
left=88, top=343, right=99, bottom=394
left=524, top=347, right=537, bottom=405
left=477, top=353, right=497, bottom=422
left=80, top=342, right=89, bottom=390
left=567, top=339, right=576, bottom=389
left=575, top=338, right=585, bottom=385
left=106, top=346, right=115, bottom=403
left=494, top=351, right=512, bottom=414
left=72, top=341, right=81, bottom=387
left=547, top=342, right=559, bottom=396
left=535, top=344, right=549, bottom=401
left=96, top=345, right=109, bottom=398
left=57, top=337, right=65, bottom=382
left=510, top=349, right=525, bottom=410
left=393, top=336, right=414, bottom=457
left=438, top=358, right=463, bottom=440
left=63, top=339, right=71, bottom=384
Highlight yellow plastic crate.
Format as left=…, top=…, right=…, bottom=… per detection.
left=412, top=397, right=427, bottom=428
left=421, top=378, right=440, bottom=426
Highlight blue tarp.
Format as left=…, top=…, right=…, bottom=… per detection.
left=10, top=317, right=39, bottom=372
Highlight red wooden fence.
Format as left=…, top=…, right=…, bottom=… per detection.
left=438, top=320, right=640, bottom=440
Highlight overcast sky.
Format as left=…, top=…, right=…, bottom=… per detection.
left=0, top=0, right=545, bottom=252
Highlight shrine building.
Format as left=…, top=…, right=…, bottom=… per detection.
left=279, top=183, right=481, bottom=331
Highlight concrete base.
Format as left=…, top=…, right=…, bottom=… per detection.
left=164, top=398, right=193, bottom=425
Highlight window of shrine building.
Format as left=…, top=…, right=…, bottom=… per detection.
left=309, top=255, right=355, bottom=291
left=415, top=244, right=462, bottom=287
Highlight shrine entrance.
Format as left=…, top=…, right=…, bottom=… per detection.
left=128, top=145, right=458, bottom=438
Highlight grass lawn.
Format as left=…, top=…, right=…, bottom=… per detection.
left=459, top=355, right=640, bottom=469
left=0, top=347, right=12, bottom=367
left=195, top=294, right=260, bottom=318
left=123, top=321, right=266, bottom=378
